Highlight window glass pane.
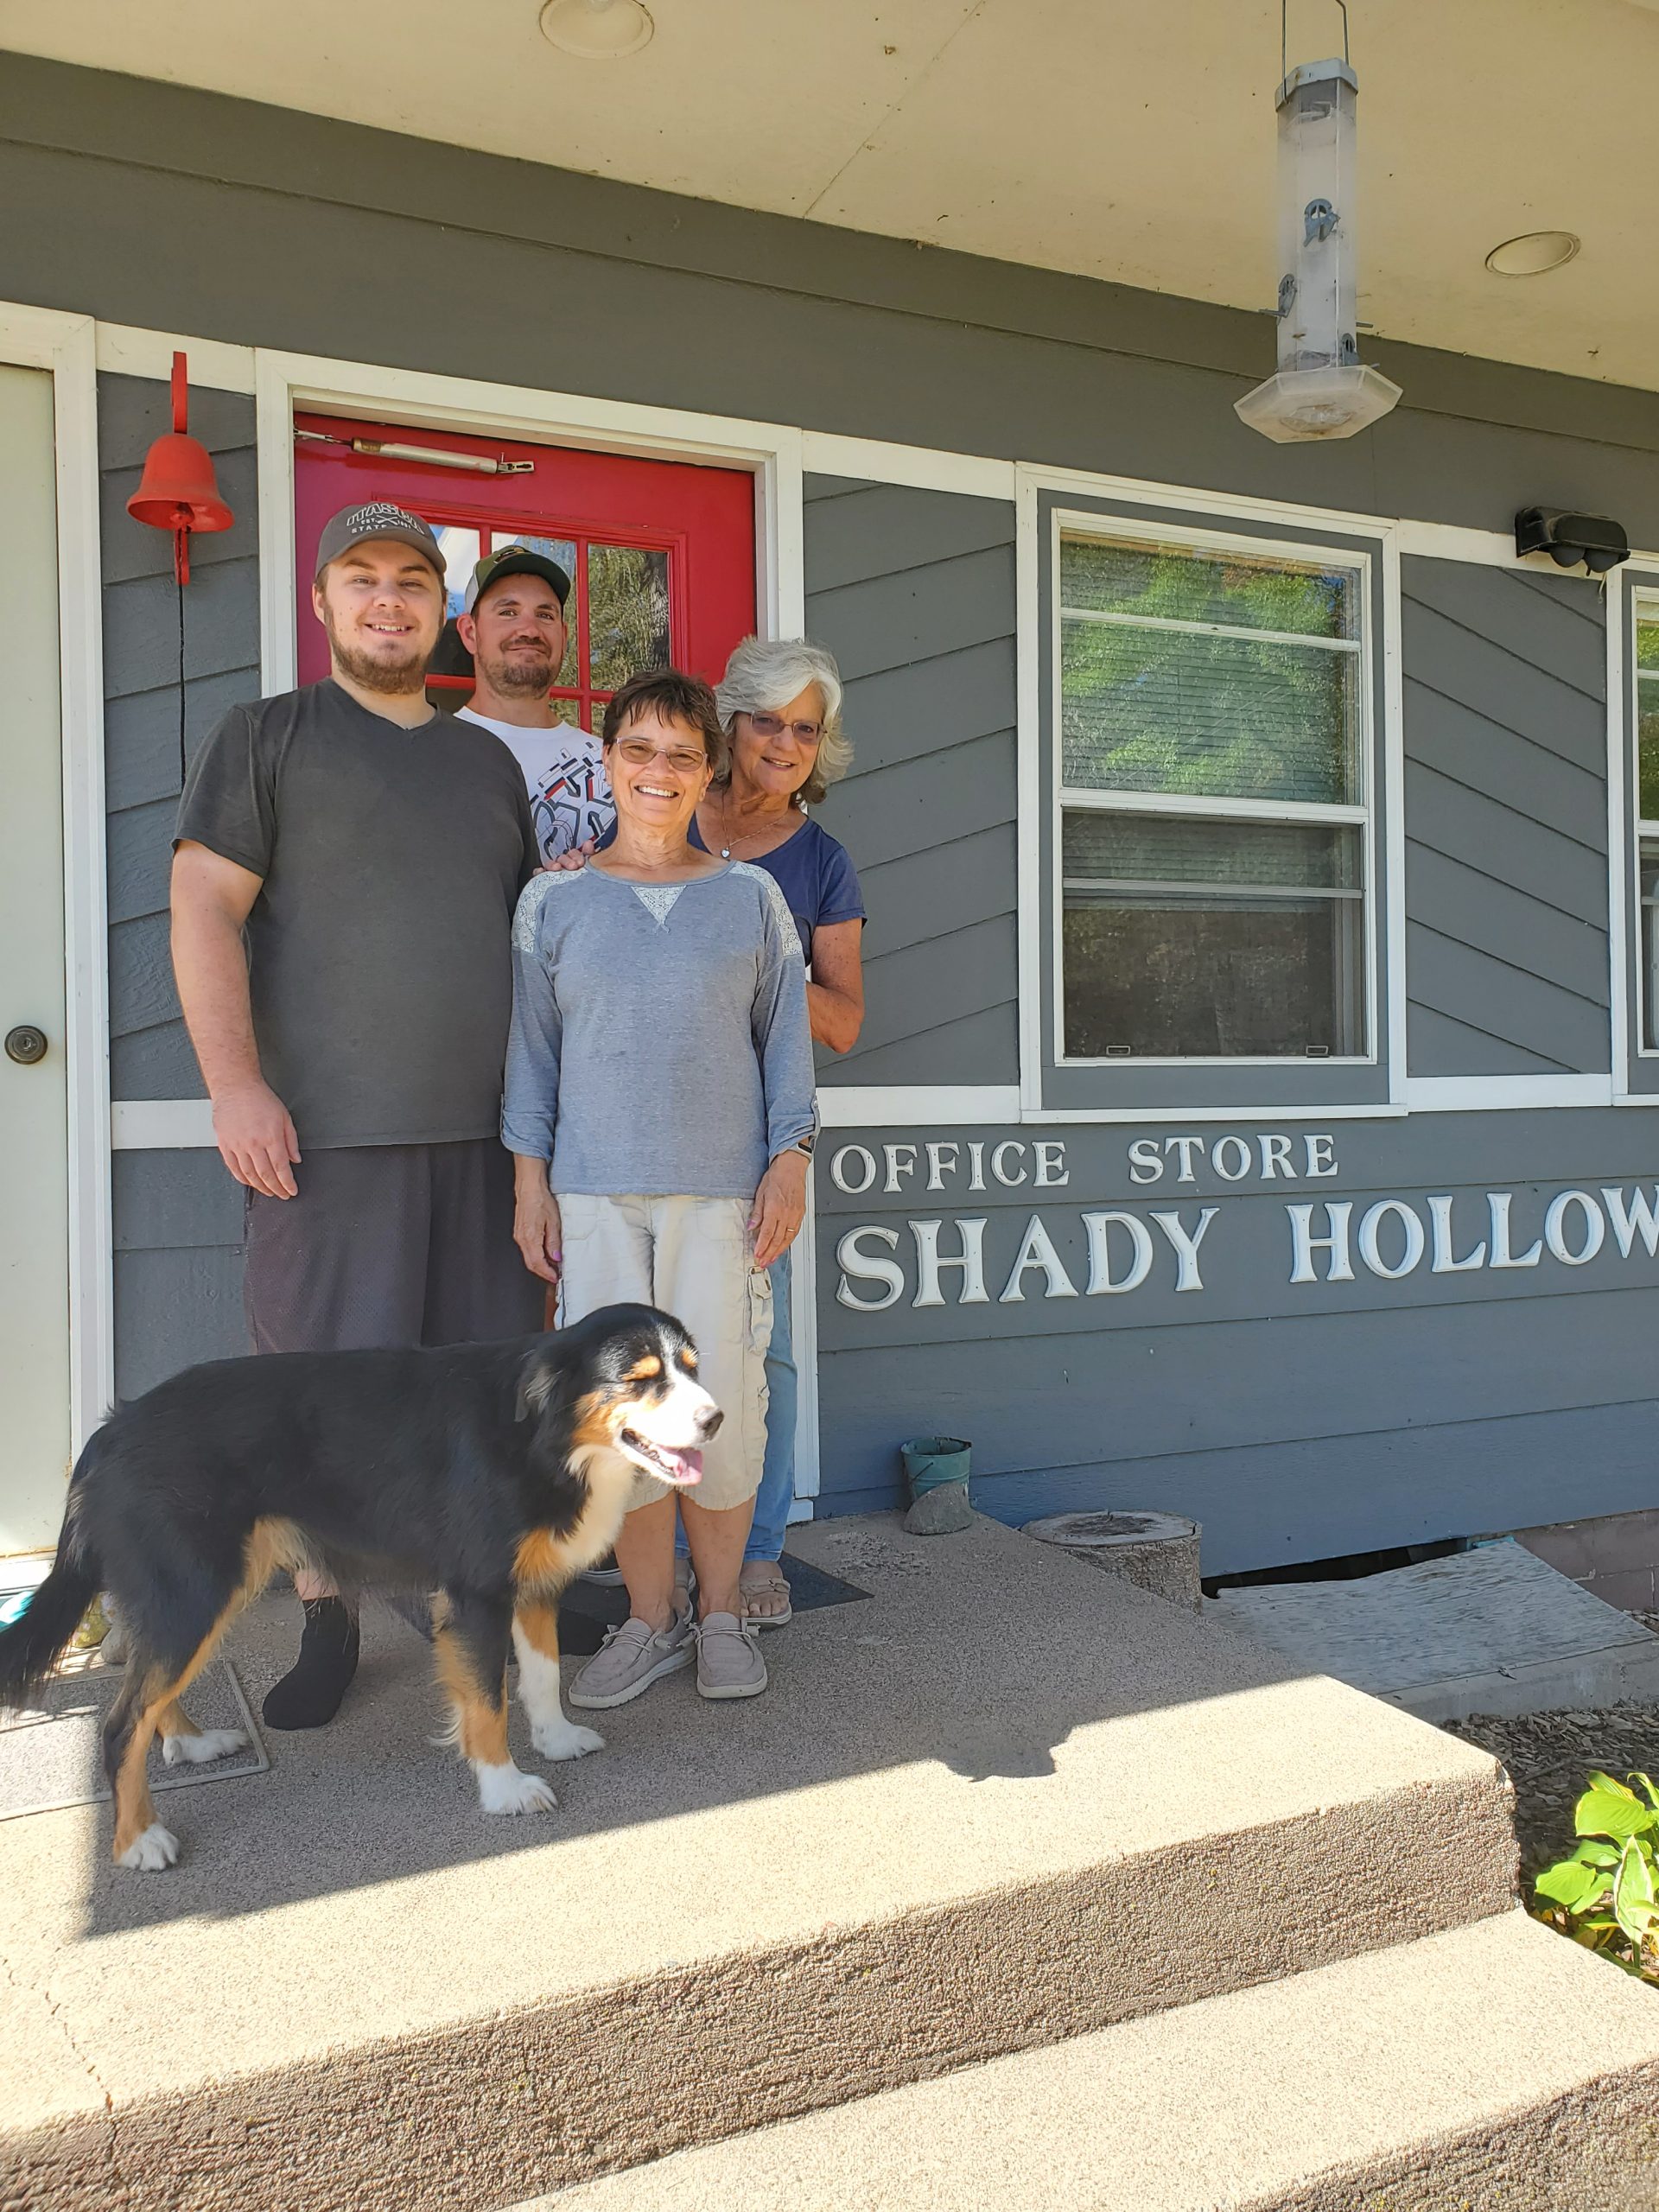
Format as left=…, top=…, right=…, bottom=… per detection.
left=588, top=543, right=671, bottom=690
left=1643, top=839, right=1659, bottom=1049
left=507, top=535, right=580, bottom=688
left=1063, top=895, right=1363, bottom=1058
left=1636, top=618, right=1659, bottom=673
left=1060, top=620, right=1359, bottom=802
left=435, top=526, right=480, bottom=622
left=546, top=695, right=584, bottom=730
left=1639, top=673, right=1659, bottom=821
left=1060, top=536, right=1357, bottom=640
left=1062, top=812, right=1361, bottom=891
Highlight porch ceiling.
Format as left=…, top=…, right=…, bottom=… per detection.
left=2, top=0, right=1656, bottom=393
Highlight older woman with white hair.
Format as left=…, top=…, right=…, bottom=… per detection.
left=692, top=635, right=865, bottom=1623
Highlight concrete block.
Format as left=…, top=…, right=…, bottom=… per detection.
left=0, top=1516, right=1518, bottom=2211
left=536, top=1914, right=1659, bottom=2212
left=1021, top=1510, right=1201, bottom=1610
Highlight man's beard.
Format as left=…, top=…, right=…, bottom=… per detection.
left=480, top=643, right=555, bottom=701
left=323, top=607, right=430, bottom=695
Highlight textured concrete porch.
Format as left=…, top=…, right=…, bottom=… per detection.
left=3, top=1516, right=1535, bottom=2210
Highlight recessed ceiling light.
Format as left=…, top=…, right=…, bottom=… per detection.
left=1484, top=231, right=1580, bottom=277
left=539, top=0, right=654, bottom=59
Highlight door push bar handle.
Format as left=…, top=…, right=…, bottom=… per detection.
left=4, top=1025, right=48, bottom=1065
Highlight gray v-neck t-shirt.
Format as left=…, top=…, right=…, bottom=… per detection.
left=176, top=680, right=540, bottom=1148
left=502, top=861, right=816, bottom=1198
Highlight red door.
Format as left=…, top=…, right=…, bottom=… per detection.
left=294, top=414, right=758, bottom=728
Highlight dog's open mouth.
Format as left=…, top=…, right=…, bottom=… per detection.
left=620, top=1430, right=703, bottom=1486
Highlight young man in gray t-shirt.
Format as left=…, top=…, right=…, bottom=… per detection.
left=171, top=502, right=543, bottom=1731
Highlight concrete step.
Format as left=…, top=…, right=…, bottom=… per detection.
left=531, top=1912, right=1659, bottom=2212
left=3, top=1515, right=1520, bottom=2211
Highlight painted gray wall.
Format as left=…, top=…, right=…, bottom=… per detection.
left=100, top=372, right=259, bottom=1398
left=35, top=60, right=1655, bottom=1566
left=814, top=1109, right=1659, bottom=1570
left=1402, top=559, right=1610, bottom=1076
left=806, top=476, right=1019, bottom=1088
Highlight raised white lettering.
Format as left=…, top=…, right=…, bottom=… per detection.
left=1257, top=1134, right=1295, bottom=1179
left=966, top=1142, right=987, bottom=1192
left=1287, top=1201, right=1356, bottom=1284
left=1150, top=1207, right=1219, bottom=1293
left=1487, top=1192, right=1542, bottom=1270
left=1601, top=1185, right=1659, bottom=1258
left=1164, top=1136, right=1205, bottom=1184
left=991, top=1141, right=1029, bottom=1188
left=1211, top=1135, right=1252, bottom=1181
left=1544, top=1190, right=1605, bottom=1267
left=836, top=1226, right=905, bottom=1311
left=1357, top=1198, right=1425, bottom=1281
left=1033, top=1141, right=1070, bottom=1187
left=999, top=1215, right=1079, bottom=1302
left=882, top=1143, right=918, bottom=1193
left=911, top=1217, right=990, bottom=1308
left=1127, top=1139, right=1164, bottom=1185
left=1427, top=1195, right=1486, bottom=1274
left=830, top=1145, right=876, bottom=1196
left=1082, top=1211, right=1154, bottom=1294
left=925, top=1141, right=960, bottom=1192
left=1303, top=1135, right=1338, bottom=1178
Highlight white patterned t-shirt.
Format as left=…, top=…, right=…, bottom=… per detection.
left=457, top=708, right=613, bottom=863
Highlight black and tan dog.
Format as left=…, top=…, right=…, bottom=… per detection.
left=0, top=1304, right=718, bottom=1870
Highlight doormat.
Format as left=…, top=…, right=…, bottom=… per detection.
left=0, top=1659, right=267, bottom=1822
left=556, top=1554, right=870, bottom=1654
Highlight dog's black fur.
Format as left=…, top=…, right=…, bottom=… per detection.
left=0, top=1303, right=715, bottom=1865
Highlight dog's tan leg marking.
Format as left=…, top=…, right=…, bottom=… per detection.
left=512, top=1600, right=604, bottom=1764
left=110, top=1517, right=301, bottom=1865
left=513, top=1529, right=582, bottom=1592
left=434, top=1623, right=556, bottom=1815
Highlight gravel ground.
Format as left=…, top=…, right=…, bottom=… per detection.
left=1441, top=1611, right=1659, bottom=1885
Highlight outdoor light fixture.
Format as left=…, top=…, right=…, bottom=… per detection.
left=1236, top=6, right=1402, bottom=444
left=1515, top=507, right=1630, bottom=576
left=539, top=0, right=654, bottom=58
left=1484, top=231, right=1580, bottom=277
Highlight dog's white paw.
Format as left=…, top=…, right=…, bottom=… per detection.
left=531, top=1718, right=605, bottom=1762
left=474, top=1762, right=558, bottom=1816
left=118, top=1822, right=180, bottom=1871
left=162, top=1726, right=248, bottom=1768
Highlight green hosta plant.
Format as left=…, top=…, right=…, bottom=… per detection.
left=1534, top=1771, right=1659, bottom=1982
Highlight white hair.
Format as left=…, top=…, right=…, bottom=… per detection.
left=713, top=636, right=852, bottom=804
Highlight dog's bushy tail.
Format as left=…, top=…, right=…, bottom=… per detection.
left=0, top=1498, right=99, bottom=1709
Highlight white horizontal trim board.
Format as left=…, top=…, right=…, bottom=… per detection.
left=111, top=1099, right=216, bottom=1149
left=95, top=324, right=257, bottom=393
left=1402, top=1075, right=1614, bottom=1113
left=817, top=1087, right=1022, bottom=1128
left=801, top=430, right=1014, bottom=499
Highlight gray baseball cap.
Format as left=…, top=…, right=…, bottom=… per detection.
left=463, top=543, right=573, bottom=614
left=315, top=501, right=447, bottom=582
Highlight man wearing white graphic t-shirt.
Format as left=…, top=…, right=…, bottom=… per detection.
left=455, top=546, right=614, bottom=861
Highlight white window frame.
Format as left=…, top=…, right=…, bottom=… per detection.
left=1626, top=578, right=1659, bottom=1066
left=1049, top=506, right=1378, bottom=1071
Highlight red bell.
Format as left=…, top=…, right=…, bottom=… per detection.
left=127, top=352, right=233, bottom=585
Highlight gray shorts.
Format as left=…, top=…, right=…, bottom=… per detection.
left=245, top=1139, right=543, bottom=1355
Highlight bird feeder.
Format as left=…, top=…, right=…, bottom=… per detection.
left=127, top=353, right=233, bottom=583
left=1235, top=47, right=1402, bottom=443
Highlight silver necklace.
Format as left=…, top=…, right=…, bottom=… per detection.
left=716, top=792, right=798, bottom=860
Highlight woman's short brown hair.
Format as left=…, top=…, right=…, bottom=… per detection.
left=601, top=669, right=727, bottom=772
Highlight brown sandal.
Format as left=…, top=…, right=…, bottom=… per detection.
left=739, top=1563, right=792, bottom=1628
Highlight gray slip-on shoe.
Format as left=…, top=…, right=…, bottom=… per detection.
left=569, top=1611, right=694, bottom=1709
left=695, top=1611, right=768, bottom=1700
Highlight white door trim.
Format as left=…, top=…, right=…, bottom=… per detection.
left=0, top=305, right=110, bottom=1459
left=251, top=346, right=821, bottom=1505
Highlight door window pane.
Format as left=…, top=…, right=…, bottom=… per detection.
left=506, top=536, right=581, bottom=690
left=1060, top=620, right=1359, bottom=802
left=588, top=544, right=671, bottom=690
left=435, top=526, right=480, bottom=620
left=1061, top=536, right=1357, bottom=639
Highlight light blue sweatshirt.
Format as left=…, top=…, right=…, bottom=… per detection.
left=502, top=861, right=817, bottom=1198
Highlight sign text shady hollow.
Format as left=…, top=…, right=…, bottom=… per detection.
left=823, top=1127, right=1659, bottom=1319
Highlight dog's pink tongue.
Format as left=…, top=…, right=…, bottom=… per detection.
left=668, top=1447, right=703, bottom=1486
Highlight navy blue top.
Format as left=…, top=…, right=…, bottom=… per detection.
left=599, top=810, right=864, bottom=963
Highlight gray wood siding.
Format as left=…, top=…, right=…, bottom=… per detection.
left=1402, top=560, right=1609, bottom=1076
left=805, top=477, right=1019, bottom=1087
left=100, top=373, right=261, bottom=1098
left=111, top=1151, right=245, bottom=1400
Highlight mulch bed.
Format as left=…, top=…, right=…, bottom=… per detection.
left=1440, top=1611, right=1659, bottom=1887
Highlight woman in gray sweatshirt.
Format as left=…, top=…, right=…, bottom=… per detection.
left=504, top=669, right=816, bottom=1708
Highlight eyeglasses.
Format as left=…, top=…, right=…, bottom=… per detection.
left=614, top=739, right=709, bottom=772
left=745, top=711, right=823, bottom=743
